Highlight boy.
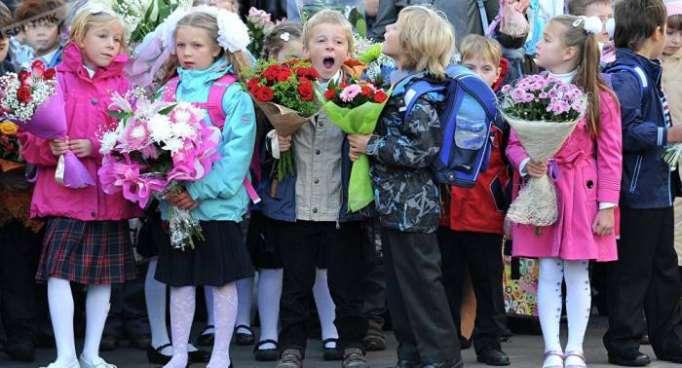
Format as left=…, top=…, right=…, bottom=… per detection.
left=261, top=9, right=373, bottom=368
left=349, top=5, right=461, bottom=368
left=14, top=0, right=64, bottom=67
left=568, top=0, right=616, bottom=62
left=438, top=34, right=511, bottom=367
left=604, top=0, right=682, bottom=365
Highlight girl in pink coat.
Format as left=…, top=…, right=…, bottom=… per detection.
left=506, top=15, right=622, bottom=368
left=20, top=8, right=139, bottom=368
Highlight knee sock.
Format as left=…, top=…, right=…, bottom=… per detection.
left=564, top=260, right=591, bottom=359
left=47, top=277, right=77, bottom=365
left=164, top=286, right=195, bottom=368
left=312, top=268, right=338, bottom=346
left=207, top=283, right=238, bottom=368
left=256, top=268, right=283, bottom=349
left=538, top=258, right=564, bottom=365
left=145, top=258, right=172, bottom=354
left=81, top=285, right=112, bottom=363
left=236, top=277, right=254, bottom=335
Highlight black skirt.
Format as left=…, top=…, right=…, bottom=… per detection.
left=155, top=220, right=255, bottom=287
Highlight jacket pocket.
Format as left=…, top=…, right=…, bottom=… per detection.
left=490, top=175, right=511, bottom=211
left=629, top=155, right=643, bottom=194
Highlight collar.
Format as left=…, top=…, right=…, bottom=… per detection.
left=548, top=69, right=577, bottom=84
left=176, top=59, right=232, bottom=92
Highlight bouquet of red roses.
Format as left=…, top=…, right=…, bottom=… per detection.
left=319, top=79, right=389, bottom=211
left=242, top=59, right=320, bottom=180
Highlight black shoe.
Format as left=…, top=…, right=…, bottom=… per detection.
left=276, top=349, right=303, bottom=368
left=477, top=349, right=510, bottom=366
left=146, top=343, right=172, bottom=365
left=607, top=350, right=651, bottom=366
left=342, top=348, right=369, bottom=368
left=189, top=348, right=211, bottom=363
left=100, top=335, right=117, bottom=351
left=322, top=338, right=342, bottom=361
left=363, top=329, right=386, bottom=351
left=387, top=360, right=419, bottom=368
left=5, top=338, right=35, bottom=362
left=422, top=359, right=464, bottom=368
left=253, top=340, right=280, bottom=361
left=459, top=336, right=472, bottom=350
left=234, top=325, right=255, bottom=346
left=196, top=325, right=214, bottom=347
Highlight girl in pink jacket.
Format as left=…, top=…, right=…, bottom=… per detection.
left=20, top=9, right=138, bottom=368
left=506, top=15, right=622, bottom=368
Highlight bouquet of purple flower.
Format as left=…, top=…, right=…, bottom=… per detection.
left=500, top=74, right=587, bottom=226
left=97, top=89, right=222, bottom=251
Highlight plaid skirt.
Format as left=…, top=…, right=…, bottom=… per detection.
left=36, top=218, right=137, bottom=285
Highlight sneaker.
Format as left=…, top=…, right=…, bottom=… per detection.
left=276, top=349, right=303, bottom=368
left=78, top=356, right=117, bottom=368
left=342, top=348, right=369, bottom=368
left=40, top=359, right=80, bottom=368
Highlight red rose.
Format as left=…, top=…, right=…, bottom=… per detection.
left=255, top=86, right=274, bottom=102
left=31, top=60, right=45, bottom=77
left=323, top=88, right=337, bottom=101
left=339, top=82, right=349, bottom=89
left=307, top=67, right=320, bottom=80
left=247, top=78, right=260, bottom=93
left=298, top=80, right=314, bottom=101
left=16, top=86, right=32, bottom=103
left=275, top=68, right=292, bottom=82
left=263, top=65, right=280, bottom=82
left=361, top=85, right=373, bottom=97
left=373, top=90, right=388, bottom=103
left=43, top=68, right=56, bottom=80
left=18, top=70, right=30, bottom=82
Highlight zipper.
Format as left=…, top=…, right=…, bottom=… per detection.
left=629, top=155, right=643, bottom=193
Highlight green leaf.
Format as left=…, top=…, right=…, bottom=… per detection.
left=158, top=104, right=177, bottom=115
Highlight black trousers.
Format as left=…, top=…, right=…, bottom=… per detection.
left=105, top=263, right=150, bottom=339
left=604, top=207, right=682, bottom=357
left=277, top=220, right=372, bottom=355
left=363, top=221, right=386, bottom=326
left=0, top=221, right=42, bottom=341
left=437, top=228, right=507, bottom=354
left=382, top=228, right=461, bottom=365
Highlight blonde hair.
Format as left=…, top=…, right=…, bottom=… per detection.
left=397, top=5, right=454, bottom=79
left=162, top=11, right=251, bottom=83
left=302, top=9, right=354, bottom=54
left=459, top=34, right=502, bottom=67
left=69, top=11, right=128, bottom=52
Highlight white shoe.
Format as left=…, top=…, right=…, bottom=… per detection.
left=40, top=358, right=80, bottom=368
left=78, top=355, right=117, bottom=368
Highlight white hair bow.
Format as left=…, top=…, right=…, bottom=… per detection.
left=573, top=16, right=603, bottom=35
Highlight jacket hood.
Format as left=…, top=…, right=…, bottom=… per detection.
left=57, top=42, right=128, bottom=80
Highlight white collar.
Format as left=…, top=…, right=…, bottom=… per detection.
left=83, top=65, right=96, bottom=78
left=548, top=69, right=578, bottom=84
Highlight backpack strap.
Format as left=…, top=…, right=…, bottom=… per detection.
left=476, top=0, right=490, bottom=30
left=203, top=74, right=238, bottom=130
left=604, top=64, right=647, bottom=100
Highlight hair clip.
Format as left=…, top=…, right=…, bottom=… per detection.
left=280, top=32, right=290, bottom=42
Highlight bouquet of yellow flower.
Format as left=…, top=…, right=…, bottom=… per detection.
left=0, top=120, right=23, bottom=172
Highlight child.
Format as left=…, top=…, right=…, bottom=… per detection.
left=604, top=0, right=682, bottom=365
left=151, top=8, right=256, bottom=368
left=437, top=34, right=511, bottom=367
left=662, top=0, right=682, bottom=284
left=508, top=14, right=623, bottom=368
left=260, top=9, right=373, bottom=368
left=14, top=0, right=65, bottom=67
left=348, top=5, right=461, bottom=368
left=568, top=0, right=616, bottom=63
left=19, top=7, right=138, bottom=368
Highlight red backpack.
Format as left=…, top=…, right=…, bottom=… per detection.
left=163, top=74, right=261, bottom=204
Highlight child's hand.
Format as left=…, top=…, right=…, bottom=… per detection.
left=49, top=138, right=69, bottom=157
left=69, top=139, right=93, bottom=158
left=348, top=134, right=372, bottom=161
left=592, top=207, right=615, bottom=236
left=165, top=190, right=198, bottom=210
left=278, top=134, right=292, bottom=152
left=525, top=160, right=548, bottom=178
left=667, top=125, right=682, bottom=144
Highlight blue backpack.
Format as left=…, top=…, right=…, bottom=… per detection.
left=396, top=65, right=498, bottom=188
left=601, top=64, right=648, bottom=98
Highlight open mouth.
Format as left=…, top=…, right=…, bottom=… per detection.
left=323, top=56, right=335, bottom=69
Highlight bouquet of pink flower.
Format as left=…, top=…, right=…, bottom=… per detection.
left=98, top=89, right=222, bottom=251
left=500, top=74, right=587, bottom=226
left=246, top=7, right=275, bottom=57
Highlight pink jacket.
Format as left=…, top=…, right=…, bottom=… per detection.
left=20, top=42, right=140, bottom=221
left=506, top=90, right=622, bottom=262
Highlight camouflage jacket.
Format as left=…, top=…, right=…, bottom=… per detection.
left=366, top=78, right=443, bottom=233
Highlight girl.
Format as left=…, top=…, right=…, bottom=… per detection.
left=20, top=8, right=138, bottom=368
left=153, top=8, right=256, bottom=368
left=348, top=5, right=461, bottom=367
left=506, top=15, right=622, bottom=368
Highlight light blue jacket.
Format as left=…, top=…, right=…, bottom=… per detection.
left=160, top=60, right=257, bottom=222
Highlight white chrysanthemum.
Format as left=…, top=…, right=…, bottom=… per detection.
left=147, top=114, right=172, bottom=143
left=130, top=125, right=147, bottom=139
left=162, top=137, right=184, bottom=153
left=172, top=121, right=195, bottom=139
left=100, top=131, right=119, bottom=154
left=174, top=109, right=191, bottom=124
